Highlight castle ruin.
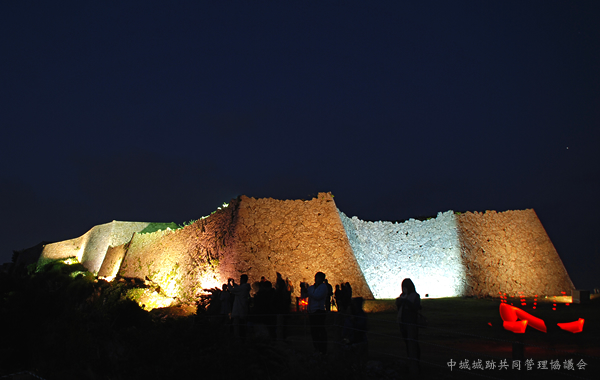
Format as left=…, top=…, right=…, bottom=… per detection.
left=38, top=192, right=574, bottom=303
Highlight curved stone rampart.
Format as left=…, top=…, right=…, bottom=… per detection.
left=456, top=209, right=574, bottom=297
left=37, top=195, right=574, bottom=300
left=118, top=203, right=238, bottom=301
left=39, top=221, right=150, bottom=273
left=117, top=193, right=373, bottom=300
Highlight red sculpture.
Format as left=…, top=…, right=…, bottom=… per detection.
left=514, top=306, right=547, bottom=333
left=502, top=320, right=527, bottom=333
left=557, top=318, right=585, bottom=333
left=499, top=303, right=584, bottom=334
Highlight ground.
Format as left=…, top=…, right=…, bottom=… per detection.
left=1, top=264, right=598, bottom=380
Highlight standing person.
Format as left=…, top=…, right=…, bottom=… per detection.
left=334, top=284, right=342, bottom=312
left=219, top=284, right=231, bottom=323
left=228, top=274, right=251, bottom=339
left=275, top=272, right=286, bottom=293
left=324, top=279, right=333, bottom=312
left=307, top=271, right=328, bottom=355
left=342, top=296, right=369, bottom=372
left=344, top=282, right=353, bottom=309
left=339, top=283, right=347, bottom=313
left=285, top=277, right=294, bottom=295
left=274, top=272, right=290, bottom=314
left=274, top=272, right=291, bottom=340
left=396, top=278, right=421, bottom=375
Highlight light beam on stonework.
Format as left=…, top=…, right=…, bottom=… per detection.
left=197, top=270, right=221, bottom=293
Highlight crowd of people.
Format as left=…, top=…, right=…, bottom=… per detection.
left=201, top=272, right=421, bottom=375
left=202, top=272, right=293, bottom=339
left=202, top=273, right=362, bottom=321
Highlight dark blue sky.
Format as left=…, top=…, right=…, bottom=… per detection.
left=1, top=1, right=598, bottom=290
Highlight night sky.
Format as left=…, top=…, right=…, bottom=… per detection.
left=1, top=1, right=598, bottom=290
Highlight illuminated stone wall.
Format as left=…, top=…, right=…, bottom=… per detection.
left=116, top=192, right=372, bottom=300
left=118, top=203, right=238, bottom=301
left=39, top=221, right=149, bottom=273
left=230, top=193, right=372, bottom=299
left=38, top=196, right=574, bottom=302
left=456, top=210, right=574, bottom=297
left=339, top=211, right=466, bottom=298
left=339, top=209, right=574, bottom=298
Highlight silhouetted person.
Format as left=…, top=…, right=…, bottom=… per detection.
left=344, top=282, right=352, bottom=309
left=204, top=287, right=221, bottom=315
left=219, top=284, right=231, bottom=319
left=219, top=284, right=231, bottom=316
left=275, top=272, right=286, bottom=293
left=307, top=271, right=328, bottom=355
left=254, top=279, right=276, bottom=338
left=324, top=279, right=333, bottom=312
left=274, top=272, right=291, bottom=339
left=285, top=277, right=294, bottom=295
left=229, top=274, right=251, bottom=339
left=300, top=281, right=308, bottom=299
left=254, top=280, right=275, bottom=314
left=334, top=284, right=342, bottom=312
left=251, top=281, right=261, bottom=295
left=339, top=283, right=346, bottom=312
left=338, top=282, right=352, bottom=314
left=396, top=278, right=421, bottom=375
left=342, top=297, right=368, bottom=370
left=274, top=272, right=291, bottom=314
left=346, top=297, right=368, bottom=345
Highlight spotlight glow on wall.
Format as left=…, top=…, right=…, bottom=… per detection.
left=197, top=270, right=221, bottom=293
left=340, top=210, right=466, bottom=298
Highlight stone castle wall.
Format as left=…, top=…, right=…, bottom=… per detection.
left=40, top=221, right=149, bottom=273
left=37, top=195, right=574, bottom=301
left=118, top=203, right=239, bottom=300
left=456, top=209, right=574, bottom=297
left=230, top=193, right=372, bottom=299
left=115, top=192, right=372, bottom=300
left=339, top=211, right=465, bottom=298
left=339, top=209, right=574, bottom=298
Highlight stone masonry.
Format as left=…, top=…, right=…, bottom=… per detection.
left=339, top=209, right=574, bottom=298
left=38, top=194, right=574, bottom=301
left=340, top=210, right=465, bottom=299
left=99, top=192, right=371, bottom=301
left=456, top=209, right=574, bottom=297
left=40, top=221, right=150, bottom=273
